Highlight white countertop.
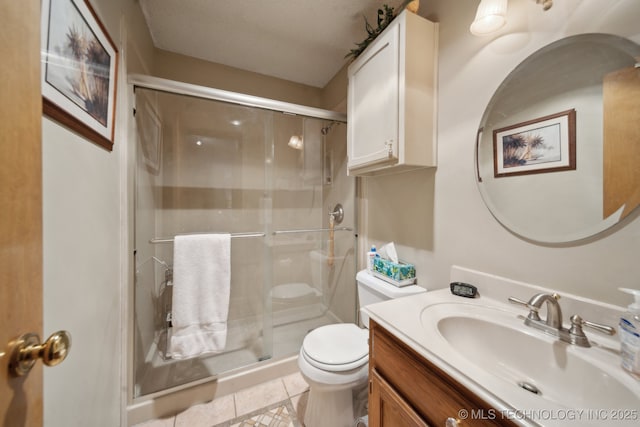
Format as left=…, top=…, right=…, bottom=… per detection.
left=362, top=266, right=639, bottom=427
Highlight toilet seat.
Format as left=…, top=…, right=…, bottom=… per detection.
left=301, top=324, right=368, bottom=372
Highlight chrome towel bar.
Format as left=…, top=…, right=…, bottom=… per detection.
left=149, top=232, right=265, bottom=244
left=149, top=227, right=353, bottom=244
left=272, top=226, right=353, bottom=235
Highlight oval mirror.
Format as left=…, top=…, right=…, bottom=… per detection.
left=475, top=33, right=640, bottom=244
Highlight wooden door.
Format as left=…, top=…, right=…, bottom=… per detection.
left=603, top=66, right=640, bottom=220
left=0, top=1, right=44, bottom=426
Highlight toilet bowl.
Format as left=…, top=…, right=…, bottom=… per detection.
left=298, top=323, right=369, bottom=427
left=298, top=270, right=427, bottom=427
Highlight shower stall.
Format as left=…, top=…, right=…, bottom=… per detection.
left=130, top=75, right=356, bottom=401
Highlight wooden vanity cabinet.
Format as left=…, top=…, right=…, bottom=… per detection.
left=368, top=320, right=518, bottom=427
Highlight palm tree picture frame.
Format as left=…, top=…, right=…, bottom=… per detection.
left=493, top=109, right=576, bottom=178
left=41, top=0, right=118, bottom=151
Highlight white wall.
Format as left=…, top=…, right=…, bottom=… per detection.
left=363, top=0, right=640, bottom=306
left=42, top=0, right=154, bottom=425
left=43, top=118, right=122, bottom=425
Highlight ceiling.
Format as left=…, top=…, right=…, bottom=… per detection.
left=139, top=0, right=408, bottom=88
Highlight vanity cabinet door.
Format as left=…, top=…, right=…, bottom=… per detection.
left=370, top=369, right=429, bottom=427
left=369, top=320, right=518, bottom=427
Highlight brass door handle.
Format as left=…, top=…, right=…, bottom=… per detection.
left=9, top=331, right=71, bottom=376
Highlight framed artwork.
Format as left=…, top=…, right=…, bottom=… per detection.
left=493, top=109, right=576, bottom=178
left=41, top=0, right=118, bottom=151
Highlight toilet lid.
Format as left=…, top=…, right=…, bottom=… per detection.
left=302, top=324, right=368, bottom=371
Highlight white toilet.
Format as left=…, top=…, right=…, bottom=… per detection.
left=298, top=269, right=426, bottom=427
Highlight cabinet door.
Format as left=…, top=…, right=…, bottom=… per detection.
left=347, top=24, right=399, bottom=171
left=369, top=369, right=429, bottom=427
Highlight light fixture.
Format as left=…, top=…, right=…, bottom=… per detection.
left=470, top=0, right=508, bottom=36
left=288, top=135, right=303, bottom=150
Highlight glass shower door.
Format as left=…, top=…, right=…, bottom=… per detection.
left=133, top=88, right=274, bottom=396
left=131, top=81, right=356, bottom=400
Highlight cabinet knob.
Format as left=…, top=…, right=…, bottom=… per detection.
left=445, top=417, right=461, bottom=427
left=386, top=140, right=394, bottom=156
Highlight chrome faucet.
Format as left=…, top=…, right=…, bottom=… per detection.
left=508, top=292, right=615, bottom=347
left=526, top=293, right=563, bottom=328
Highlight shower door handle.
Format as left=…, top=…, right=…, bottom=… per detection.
left=7, top=330, right=72, bottom=376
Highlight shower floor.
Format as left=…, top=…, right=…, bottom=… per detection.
left=135, top=303, right=339, bottom=398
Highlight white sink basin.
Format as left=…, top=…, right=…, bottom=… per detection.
left=420, top=303, right=640, bottom=410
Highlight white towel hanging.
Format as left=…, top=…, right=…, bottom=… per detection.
left=168, top=233, right=231, bottom=359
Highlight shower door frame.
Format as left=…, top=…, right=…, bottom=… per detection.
left=128, top=73, right=348, bottom=405
left=129, top=74, right=347, bottom=122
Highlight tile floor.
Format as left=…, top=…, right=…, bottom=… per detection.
left=133, top=372, right=310, bottom=427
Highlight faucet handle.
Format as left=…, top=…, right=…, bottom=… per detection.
left=508, top=296, right=532, bottom=308
left=570, top=315, right=616, bottom=336
left=508, top=296, right=542, bottom=321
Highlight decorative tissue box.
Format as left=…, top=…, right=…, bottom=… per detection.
left=372, top=258, right=416, bottom=287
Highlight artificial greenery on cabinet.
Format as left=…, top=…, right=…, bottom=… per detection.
left=345, top=0, right=419, bottom=60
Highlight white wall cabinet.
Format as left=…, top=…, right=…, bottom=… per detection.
left=347, top=10, right=438, bottom=176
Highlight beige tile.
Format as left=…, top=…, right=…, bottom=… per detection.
left=132, top=418, right=175, bottom=427
left=233, top=405, right=295, bottom=427
left=234, top=378, right=288, bottom=416
left=282, top=372, right=309, bottom=397
left=175, top=394, right=236, bottom=427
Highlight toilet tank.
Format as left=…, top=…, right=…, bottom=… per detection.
left=356, top=269, right=426, bottom=328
